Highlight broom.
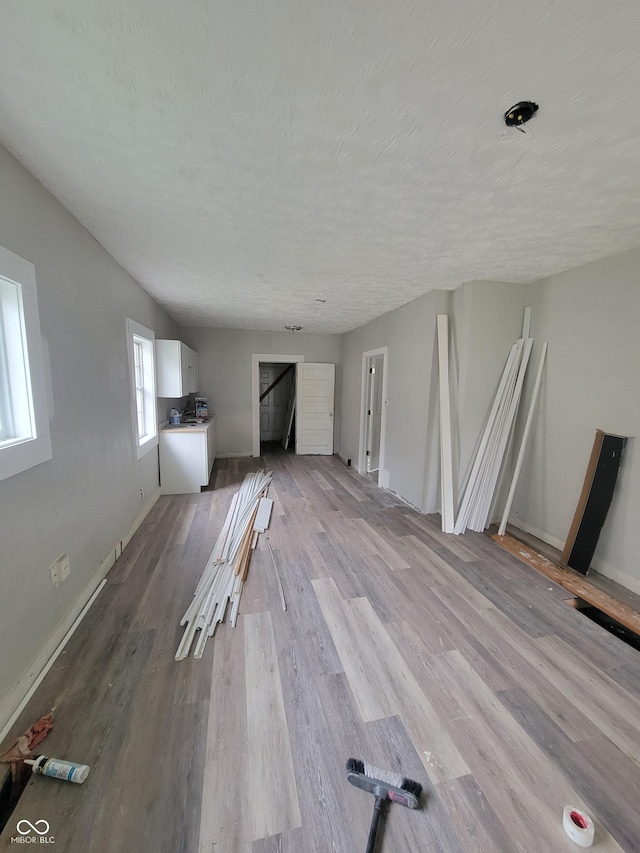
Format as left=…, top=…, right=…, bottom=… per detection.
left=346, top=758, right=422, bottom=852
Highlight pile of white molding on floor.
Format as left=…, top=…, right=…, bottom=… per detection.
left=175, top=469, right=273, bottom=660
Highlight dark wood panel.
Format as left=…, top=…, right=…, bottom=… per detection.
left=561, top=431, right=627, bottom=574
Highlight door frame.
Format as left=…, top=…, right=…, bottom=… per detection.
left=252, top=353, right=304, bottom=457
left=358, top=347, right=388, bottom=486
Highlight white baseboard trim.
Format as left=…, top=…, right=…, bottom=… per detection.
left=121, top=488, right=161, bottom=552
left=388, top=489, right=422, bottom=513
left=0, top=578, right=108, bottom=748
left=0, top=489, right=161, bottom=743
left=216, top=451, right=253, bottom=458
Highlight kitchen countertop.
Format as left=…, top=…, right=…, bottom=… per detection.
left=161, top=417, right=214, bottom=433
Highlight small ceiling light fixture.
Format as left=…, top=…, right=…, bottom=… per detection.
left=504, top=101, right=538, bottom=133
left=285, top=325, right=302, bottom=333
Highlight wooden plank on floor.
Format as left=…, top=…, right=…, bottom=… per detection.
left=198, top=620, right=250, bottom=853
left=428, top=585, right=601, bottom=742
left=348, top=518, right=410, bottom=570
left=174, top=501, right=198, bottom=545
left=312, top=577, right=398, bottom=723
left=329, top=471, right=370, bottom=503
left=349, top=597, right=469, bottom=784
left=1, top=630, right=158, bottom=853
left=533, top=635, right=640, bottom=760
left=498, top=686, right=640, bottom=852
left=404, top=511, right=479, bottom=562
left=252, top=828, right=306, bottom=853
left=492, top=533, right=640, bottom=636
left=308, top=469, right=334, bottom=492
left=436, top=775, right=514, bottom=853
left=427, top=650, right=625, bottom=852
left=244, top=611, right=302, bottom=841
left=312, top=577, right=469, bottom=783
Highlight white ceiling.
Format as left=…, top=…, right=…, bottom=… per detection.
left=2, top=1, right=640, bottom=334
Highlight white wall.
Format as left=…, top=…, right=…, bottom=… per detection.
left=182, top=327, right=341, bottom=456
left=340, top=290, right=450, bottom=511
left=339, top=282, right=527, bottom=515
left=0, top=144, right=179, bottom=728
left=511, top=247, right=640, bottom=592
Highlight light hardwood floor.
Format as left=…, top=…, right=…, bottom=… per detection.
left=2, top=449, right=640, bottom=851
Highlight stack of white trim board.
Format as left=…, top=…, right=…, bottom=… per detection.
left=437, top=307, right=548, bottom=536
left=175, top=470, right=273, bottom=660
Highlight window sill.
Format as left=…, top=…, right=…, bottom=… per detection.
left=136, top=434, right=158, bottom=461
left=0, top=432, right=52, bottom=483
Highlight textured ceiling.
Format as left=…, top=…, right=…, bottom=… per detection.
left=2, top=1, right=640, bottom=333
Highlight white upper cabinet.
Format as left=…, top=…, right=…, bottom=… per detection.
left=156, top=340, right=198, bottom=397
left=187, top=347, right=199, bottom=393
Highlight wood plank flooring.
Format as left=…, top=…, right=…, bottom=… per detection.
left=492, top=532, right=640, bottom=635
left=2, top=449, right=640, bottom=851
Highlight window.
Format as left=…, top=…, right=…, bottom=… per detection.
left=126, top=318, right=157, bottom=459
left=133, top=339, right=146, bottom=439
left=0, top=314, right=14, bottom=441
left=0, top=245, right=52, bottom=483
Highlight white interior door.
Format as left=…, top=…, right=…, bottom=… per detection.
left=296, top=363, right=335, bottom=455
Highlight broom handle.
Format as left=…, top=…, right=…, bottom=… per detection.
left=366, top=796, right=385, bottom=853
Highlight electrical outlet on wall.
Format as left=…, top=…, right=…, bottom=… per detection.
left=60, top=555, right=70, bottom=581
left=49, top=554, right=70, bottom=587
left=140, top=488, right=144, bottom=501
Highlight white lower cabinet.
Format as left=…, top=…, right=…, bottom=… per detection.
left=159, top=417, right=216, bottom=494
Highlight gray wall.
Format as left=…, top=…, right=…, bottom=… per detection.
left=0, top=143, right=179, bottom=719
left=452, top=281, right=527, bottom=497
left=339, top=282, right=527, bottom=515
left=340, top=290, right=450, bottom=511
left=182, top=327, right=342, bottom=456
left=511, top=248, right=640, bottom=592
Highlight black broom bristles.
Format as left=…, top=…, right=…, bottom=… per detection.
left=346, top=758, right=422, bottom=808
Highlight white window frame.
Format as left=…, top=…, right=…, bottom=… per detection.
left=0, top=245, right=52, bottom=483
left=126, top=318, right=158, bottom=459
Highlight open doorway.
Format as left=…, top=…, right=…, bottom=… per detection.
left=259, top=362, right=296, bottom=451
left=359, top=347, right=388, bottom=485
left=251, top=353, right=304, bottom=457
